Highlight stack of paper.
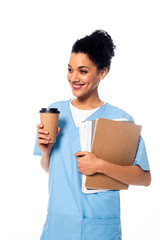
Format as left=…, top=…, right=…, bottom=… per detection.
left=79, top=118, right=142, bottom=194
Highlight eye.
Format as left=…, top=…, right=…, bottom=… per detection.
left=68, top=68, right=72, bottom=73
left=80, top=70, right=88, bottom=74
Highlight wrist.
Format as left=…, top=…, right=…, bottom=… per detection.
left=96, top=158, right=106, bottom=173
left=42, top=151, right=51, bottom=158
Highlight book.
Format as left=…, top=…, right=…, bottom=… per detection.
left=79, top=118, right=142, bottom=194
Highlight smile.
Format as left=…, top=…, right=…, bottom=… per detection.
left=72, top=83, right=85, bottom=90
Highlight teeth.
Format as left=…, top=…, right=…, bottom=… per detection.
left=73, top=83, right=83, bottom=88
left=73, top=83, right=83, bottom=85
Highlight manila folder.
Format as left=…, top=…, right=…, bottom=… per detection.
left=85, top=118, right=142, bottom=190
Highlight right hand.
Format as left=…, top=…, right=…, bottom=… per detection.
left=36, top=124, right=60, bottom=154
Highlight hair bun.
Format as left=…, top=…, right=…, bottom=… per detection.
left=72, top=29, right=116, bottom=71
left=90, top=30, right=116, bottom=58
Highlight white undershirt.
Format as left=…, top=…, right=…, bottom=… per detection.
left=70, top=99, right=101, bottom=127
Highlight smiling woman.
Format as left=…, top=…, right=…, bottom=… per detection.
left=67, top=53, right=107, bottom=107
left=34, top=30, right=151, bottom=240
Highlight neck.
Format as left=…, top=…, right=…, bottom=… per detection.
left=72, top=93, right=104, bottom=110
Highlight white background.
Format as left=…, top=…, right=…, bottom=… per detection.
left=0, top=0, right=159, bottom=239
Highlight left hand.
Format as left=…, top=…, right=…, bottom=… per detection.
left=74, top=151, right=101, bottom=175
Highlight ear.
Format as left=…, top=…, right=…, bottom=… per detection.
left=99, top=68, right=108, bottom=80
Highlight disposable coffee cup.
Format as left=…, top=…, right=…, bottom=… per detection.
left=40, top=108, right=60, bottom=143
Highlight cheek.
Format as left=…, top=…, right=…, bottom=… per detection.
left=85, top=76, right=99, bottom=87
left=82, top=75, right=93, bottom=84
left=67, top=73, right=71, bottom=81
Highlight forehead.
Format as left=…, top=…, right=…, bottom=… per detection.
left=69, top=53, right=96, bottom=68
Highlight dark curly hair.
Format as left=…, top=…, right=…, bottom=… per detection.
left=71, top=30, right=116, bottom=71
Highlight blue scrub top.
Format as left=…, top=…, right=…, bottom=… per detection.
left=34, top=99, right=150, bottom=240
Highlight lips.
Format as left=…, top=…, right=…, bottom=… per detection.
left=72, top=82, right=85, bottom=90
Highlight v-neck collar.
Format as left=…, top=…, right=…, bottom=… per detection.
left=66, top=99, right=109, bottom=129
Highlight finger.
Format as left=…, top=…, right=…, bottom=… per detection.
left=37, top=124, right=44, bottom=129
left=57, top=127, right=60, bottom=135
left=37, top=128, right=49, bottom=134
left=38, top=133, right=50, bottom=141
left=37, top=138, right=50, bottom=145
left=74, top=151, right=88, bottom=156
left=76, top=156, right=81, bottom=161
left=74, top=151, right=83, bottom=156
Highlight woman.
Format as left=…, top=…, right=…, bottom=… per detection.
left=34, top=30, right=151, bottom=240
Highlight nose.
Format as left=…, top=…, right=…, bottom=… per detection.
left=69, top=71, right=79, bottom=82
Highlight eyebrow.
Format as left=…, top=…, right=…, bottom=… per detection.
left=68, top=64, right=89, bottom=69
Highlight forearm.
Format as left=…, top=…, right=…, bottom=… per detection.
left=97, top=159, right=151, bottom=186
left=37, top=124, right=60, bottom=173
left=41, top=152, right=51, bottom=173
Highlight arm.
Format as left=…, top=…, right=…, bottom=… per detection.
left=37, top=124, right=60, bottom=173
left=74, top=151, right=151, bottom=187
left=41, top=151, right=51, bottom=173
left=98, top=160, right=151, bottom=186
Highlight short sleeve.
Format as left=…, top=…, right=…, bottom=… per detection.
left=33, top=134, right=42, bottom=156
left=133, top=136, right=150, bottom=171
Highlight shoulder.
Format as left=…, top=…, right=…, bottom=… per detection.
left=48, top=99, right=71, bottom=111
left=104, top=102, right=134, bottom=121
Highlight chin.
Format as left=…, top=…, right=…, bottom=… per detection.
left=72, top=91, right=82, bottom=98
